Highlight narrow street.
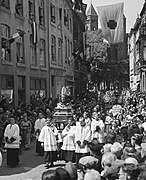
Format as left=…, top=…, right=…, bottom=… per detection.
left=0, top=138, right=65, bottom=180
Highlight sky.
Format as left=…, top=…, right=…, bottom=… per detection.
left=83, top=0, right=145, bottom=33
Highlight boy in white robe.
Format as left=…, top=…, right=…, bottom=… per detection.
left=34, top=112, right=46, bottom=155
left=61, top=118, right=76, bottom=162
left=39, top=117, right=58, bottom=169
left=75, top=117, right=91, bottom=168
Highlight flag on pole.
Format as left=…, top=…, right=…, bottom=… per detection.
left=7, top=30, right=26, bottom=44
left=97, top=3, right=124, bottom=43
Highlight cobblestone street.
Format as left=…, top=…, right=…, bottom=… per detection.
left=0, top=139, right=65, bottom=180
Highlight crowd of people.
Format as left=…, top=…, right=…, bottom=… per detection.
left=1, top=90, right=146, bottom=180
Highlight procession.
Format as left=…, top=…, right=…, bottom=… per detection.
left=0, top=0, right=146, bottom=179
left=0, top=87, right=146, bottom=180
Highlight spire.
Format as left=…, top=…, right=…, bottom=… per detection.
left=86, top=2, right=97, bottom=16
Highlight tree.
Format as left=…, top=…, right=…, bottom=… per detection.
left=86, top=29, right=129, bottom=91
left=86, top=29, right=110, bottom=88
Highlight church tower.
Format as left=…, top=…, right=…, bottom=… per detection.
left=86, top=2, right=98, bottom=31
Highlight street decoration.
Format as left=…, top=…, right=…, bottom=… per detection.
left=97, top=3, right=124, bottom=43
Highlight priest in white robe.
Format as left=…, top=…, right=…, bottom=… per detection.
left=4, top=116, right=20, bottom=167
left=39, top=117, right=58, bottom=168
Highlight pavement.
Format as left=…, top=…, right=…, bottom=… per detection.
left=0, top=139, right=66, bottom=180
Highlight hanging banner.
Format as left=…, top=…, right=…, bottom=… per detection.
left=32, top=21, right=38, bottom=44
left=97, top=3, right=124, bottom=43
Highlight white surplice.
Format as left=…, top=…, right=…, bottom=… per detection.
left=61, top=125, right=76, bottom=151
left=4, top=124, right=20, bottom=149
left=38, top=125, right=58, bottom=151
left=75, top=125, right=91, bottom=153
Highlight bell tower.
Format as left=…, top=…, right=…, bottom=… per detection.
left=86, top=2, right=98, bottom=31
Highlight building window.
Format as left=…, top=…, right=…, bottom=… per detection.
left=65, top=37, right=67, bottom=62
left=18, top=76, right=25, bottom=89
left=70, top=42, right=73, bottom=55
left=1, top=75, right=14, bottom=89
left=16, top=34, right=24, bottom=63
left=69, top=42, right=73, bottom=66
left=35, top=79, right=40, bottom=89
left=30, top=78, right=46, bottom=90
left=67, top=39, right=70, bottom=65
left=143, top=41, right=146, bottom=61
left=51, top=35, right=56, bottom=63
left=64, top=10, right=69, bottom=29
left=30, top=78, right=35, bottom=89
left=40, top=38, right=46, bottom=67
left=1, top=24, right=11, bottom=62
left=70, top=18, right=72, bottom=32
left=30, top=34, right=37, bottom=65
left=51, top=75, right=55, bottom=87
left=59, top=8, right=62, bottom=21
left=30, top=78, right=46, bottom=99
left=50, top=4, right=55, bottom=23
left=0, top=0, right=10, bottom=9
left=68, top=39, right=70, bottom=58
left=39, top=0, right=45, bottom=26
left=66, top=14, right=69, bottom=29
left=29, top=0, right=35, bottom=20
left=41, top=78, right=46, bottom=89
left=15, top=0, right=23, bottom=16
left=58, top=38, right=63, bottom=66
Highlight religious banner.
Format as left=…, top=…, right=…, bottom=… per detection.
left=97, top=3, right=124, bottom=43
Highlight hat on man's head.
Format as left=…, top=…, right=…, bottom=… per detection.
left=111, top=142, right=123, bottom=154
left=103, top=143, right=112, bottom=153
left=141, top=143, right=146, bottom=158
left=125, top=157, right=138, bottom=165
left=79, top=117, right=84, bottom=122
left=56, top=167, right=71, bottom=180
left=88, top=139, right=103, bottom=153
left=103, top=160, right=125, bottom=179
left=111, top=142, right=123, bottom=159
left=79, top=156, right=99, bottom=169
left=84, top=169, right=101, bottom=180
left=65, top=162, right=78, bottom=180
left=101, top=152, right=117, bottom=168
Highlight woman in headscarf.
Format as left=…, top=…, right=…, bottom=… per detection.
left=4, top=116, right=20, bottom=167
left=20, top=112, right=32, bottom=150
